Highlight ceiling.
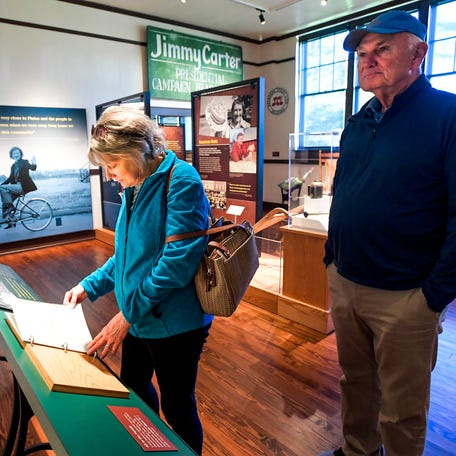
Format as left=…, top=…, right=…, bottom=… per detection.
left=82, top=0, right=414, bottom=42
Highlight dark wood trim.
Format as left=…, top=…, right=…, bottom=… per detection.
left=0, top=231, right=95, bottom=256
left=57, top=0, right=261, bottom=44
left=265, top=159, right=289, bottom=164
left=244, top=57, right=295, bottom=67
left=0, top=16, right=292, bottom=68
left=0, top=17, right=145, bottom=46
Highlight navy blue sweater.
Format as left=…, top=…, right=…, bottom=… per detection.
left=324, top=76, right=456, bottom=312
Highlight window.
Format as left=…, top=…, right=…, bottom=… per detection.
left=296, top=0, right=456, bottom=142
left=296, top=32, right=347, bottom=146
left=426, top=1, right=456, bottom=93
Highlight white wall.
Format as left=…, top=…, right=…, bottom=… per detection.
left=248, top=37, right=304, bottom=203
left=0, top=0, right=296, bottom=227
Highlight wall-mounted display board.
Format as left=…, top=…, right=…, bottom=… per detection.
left=192, top=78, right=264, bottom=223
left=162, top=126, right=185, bottom=161
left=95, top=92, right=194, bottom=231
left=147, top=26, right=243, bottom=101
left=95, top=93, right=151, bottom=231
left=0, top=106, right=91, bottom=249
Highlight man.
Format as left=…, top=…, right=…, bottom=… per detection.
left=321, top=10, right=456, bottom=456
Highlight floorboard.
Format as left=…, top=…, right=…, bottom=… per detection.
left=0, top=239, right=454, bottom=455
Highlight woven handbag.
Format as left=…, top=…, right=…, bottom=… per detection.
left=164, top=165, right=259, bottom=316
left=165, top=220, right=259, bottom=316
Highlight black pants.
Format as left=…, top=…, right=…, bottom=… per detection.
left=120, top=324, right=211, bottom=455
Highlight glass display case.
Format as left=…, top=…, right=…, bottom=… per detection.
left=241, top=132, right=340, bottom=334
left=250, top=235, right=283, bottom=295
left=287, top=131, right=341, bottom=233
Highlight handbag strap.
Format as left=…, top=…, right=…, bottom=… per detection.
left=165, top=223, right=239, bottom=243
left=164, top=164, right=239, bottom=244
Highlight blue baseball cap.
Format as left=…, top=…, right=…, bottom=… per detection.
left=343, top=10, right=427, bottom=52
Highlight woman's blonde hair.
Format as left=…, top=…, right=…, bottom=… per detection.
left=89, top=106, right=166, bottom=180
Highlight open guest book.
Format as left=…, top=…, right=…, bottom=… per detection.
left=5, top=297, right=129, bottom=398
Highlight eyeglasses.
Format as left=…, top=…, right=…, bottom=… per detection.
left=91, top=124, right=145, bottom=140
left=91, top=124, right=116, bottom=139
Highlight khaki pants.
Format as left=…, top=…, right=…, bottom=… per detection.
left=327, top=263, right=440, bottom=456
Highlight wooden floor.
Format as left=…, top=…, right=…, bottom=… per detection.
left=0, top=239, right=455, bottom=455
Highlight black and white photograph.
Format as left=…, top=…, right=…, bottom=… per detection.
left=0, top=106, right=92, bottom=244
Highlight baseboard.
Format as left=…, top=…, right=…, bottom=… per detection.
left=95, top=228, right=114, bottom=246
left=0, top=231, right=95, bottom=256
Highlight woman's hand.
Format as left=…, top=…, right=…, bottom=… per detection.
left=63, top=284, right=87, bottom=308
left=87, top=311, right=130, bottom=358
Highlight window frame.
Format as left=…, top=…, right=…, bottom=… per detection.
left=295, top=0, right=455, bottom=138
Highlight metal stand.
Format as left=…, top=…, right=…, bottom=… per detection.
left=1, top=357, right=52, bottom=456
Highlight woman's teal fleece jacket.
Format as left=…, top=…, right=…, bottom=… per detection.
left=81, top=151, right=213, bottom=338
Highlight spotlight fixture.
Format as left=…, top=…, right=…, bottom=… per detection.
left=256, top=8, right=266, bottom=25
left=180, top=0, right=187, bottom=3
left=321, top=0, right=328, bottom=5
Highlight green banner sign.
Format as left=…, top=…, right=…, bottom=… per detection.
left=147, top=26, right=243, bottom=101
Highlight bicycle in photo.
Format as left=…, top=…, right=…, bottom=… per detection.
left=1, top=194, right=53, bottom=231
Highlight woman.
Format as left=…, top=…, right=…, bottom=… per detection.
left=63, top=106, right=212, bottom=455
left=217, top=98, right=251, bottom=138
left=228, top=98, right=250, bottom=130
left=0, top=146, right=37, bottom=221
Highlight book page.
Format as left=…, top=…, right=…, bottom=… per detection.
left=9, top=297, right=93, bottom=353
left=0, top=288, right=14, bottom=311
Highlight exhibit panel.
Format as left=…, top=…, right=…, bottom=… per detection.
left=95, top=93, right=193, bottom=230
left=94, top=93, right=151, bottom=231
left=192, top=78, right=265, bottom=224
left=0, top=105, right=92, bottom=249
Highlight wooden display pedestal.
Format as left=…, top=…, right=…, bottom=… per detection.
left=244, top=226, right=333, bottom=334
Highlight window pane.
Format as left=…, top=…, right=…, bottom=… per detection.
left=306, top=67, right=320, bottom=93
left=334, top=61, right=347, bottom=90
left=431, top=38, right=456, bottom=74
left=297, top=30, right=348, bottom=135
left=429, top=74, right=456, bottom=94
left=320, top=64, right=334, bottom=92
left=306, top=40, right=320, bottom=68
left=303, top=92, right=345, bottom=141
left=334, top=33, right=347, bottom=61
left=320, top=35, right=334, bottom=65
left=434, top=1, right=456, bottom=41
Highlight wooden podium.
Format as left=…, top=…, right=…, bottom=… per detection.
left=243, top=225, right=333, bottom=334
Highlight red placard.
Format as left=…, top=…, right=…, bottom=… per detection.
left=108, top=405, right=177, bottom=452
